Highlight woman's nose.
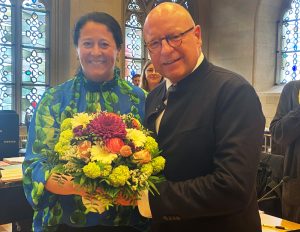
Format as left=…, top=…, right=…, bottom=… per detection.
left=91, top=45, right=102, bottom=55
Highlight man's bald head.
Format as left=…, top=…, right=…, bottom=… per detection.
left=143, top=2, right=202, bottom=83
left=144, top=2, right=195, bottom=30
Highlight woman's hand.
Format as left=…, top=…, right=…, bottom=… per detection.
left=115, top=192, right=137, bottom=206
left=45, top=173, right=86, bottom=196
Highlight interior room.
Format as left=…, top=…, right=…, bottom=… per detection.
left=0, top=0, right=299, bottom=231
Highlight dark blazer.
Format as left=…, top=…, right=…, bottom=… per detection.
left=144, top=58, right=265, bottom=232
left=270, top=80, right=300, bottom=222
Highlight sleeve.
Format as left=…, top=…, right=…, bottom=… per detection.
left=22, top=88, right=61, bottom=211
left=270, top=83, right=300, bottom=146
left=148, top=81, right=265, bottom=220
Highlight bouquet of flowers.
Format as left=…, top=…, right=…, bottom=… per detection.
left=53, top=112, right=165, bottom=213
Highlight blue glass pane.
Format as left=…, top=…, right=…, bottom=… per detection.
left=21, top=85, right=45, bottom=120
left=0, top=83, right=13, bottom=110
left=125, top=26, right=142, bottom=58
left=22, top=48, right=46, bottom=84
left=22, top=9, right=46, bottom=47
left=22, top=0, right=45, bottom=10
left=125, top=58, right=141, bottom=81
left=0, top=0, right=12, bottom=45
left=0, top=45, right=12, bottom=83
left=125, top=13, right=141, bottom=28
left=280, top=0, right=300, bottom=83
left=127, top=0, right=140, bottom=11
left=280, top=52, right=300, bottom=83
left=0, top=0, right=11, bottom=5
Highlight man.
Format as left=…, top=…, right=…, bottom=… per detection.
left=132, top=74, right=141, bottom=86
left=270, top=80, right=300, bottom=223
left=138, top=2, right=265, bottom=232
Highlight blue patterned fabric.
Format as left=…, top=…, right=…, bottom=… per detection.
left=22, top=69, right=149, bottom=231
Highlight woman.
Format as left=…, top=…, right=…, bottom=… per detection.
left=22, top=12, right=149, bottom=232
left=140, top=60, right=164, bottom=92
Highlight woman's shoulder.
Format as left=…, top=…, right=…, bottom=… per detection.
left=117, top=78, right=146, bottom=98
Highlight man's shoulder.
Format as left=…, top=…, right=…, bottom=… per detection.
left=209, top=64, right=248, bottom=85
left=147, top=81, right=165, bottom=99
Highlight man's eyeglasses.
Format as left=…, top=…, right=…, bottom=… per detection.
left=145, top=27, right=194, bottom=53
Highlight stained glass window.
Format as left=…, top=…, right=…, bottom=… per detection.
left=279, top=0, right=300, bottom=83
left=125, top=0, right=144, bottom=82
left=0, top=0, right=49, bottom=123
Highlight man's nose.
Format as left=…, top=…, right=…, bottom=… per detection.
left=161, top=39, right=174, bottom=54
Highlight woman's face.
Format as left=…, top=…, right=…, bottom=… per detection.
left=145, top=63, right=163, bottom=86
left=76, top=21, right=120, bottom=82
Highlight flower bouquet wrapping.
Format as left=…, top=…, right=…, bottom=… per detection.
left=53, top=112, right=165, bottom=213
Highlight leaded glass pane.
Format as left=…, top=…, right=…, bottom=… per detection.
left=21, top=85, right=45, bottom=121
left=22, top=48, right=46, bottom=84
left=22, top=0, right=45, bottom=10
left=125, top=27, right=142, bottom=58
left=22, top=9, right=46, bottom=47
left=21, top=0, right=48, bottom=123
left=0, top=0, right=12, bottom=45
left=0, top=83, right=13, bottom=110
left=127, top=0, right=140, bottom=11
left=280, top=0, right=300, bottom=83
left=125, top=58, right=141, bottom=81
left=0, top=46, right=12, bottom=83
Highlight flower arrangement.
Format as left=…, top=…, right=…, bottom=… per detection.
left=53, top=112, right=165, bottom=213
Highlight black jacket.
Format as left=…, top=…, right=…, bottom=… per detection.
left=144, top=58, right=265, bottom=232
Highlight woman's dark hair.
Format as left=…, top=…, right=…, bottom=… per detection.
left=73, top=12, right=123, bottom=49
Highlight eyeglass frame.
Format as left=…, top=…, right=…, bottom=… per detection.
left=145, top=26, right=195, bottom=53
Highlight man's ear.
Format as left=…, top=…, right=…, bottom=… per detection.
left=194, top=25, right=202, bottom=47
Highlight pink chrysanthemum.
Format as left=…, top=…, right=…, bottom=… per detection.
left=87, top=112, right=126, bottom=139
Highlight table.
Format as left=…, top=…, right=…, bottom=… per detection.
left=261, top=212, right=300, bottom=231
left=0, top=181, right=33, bottom=225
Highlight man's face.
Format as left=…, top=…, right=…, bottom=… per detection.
left=132, top=76, right=140, bottom=86
left=144, top=16, right=202, bottom=83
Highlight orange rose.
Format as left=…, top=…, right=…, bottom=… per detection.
left=78, top=140, right=91, bottom=159
left=106, top=138, right=124, bottom=153
left=119, top=145, right=133, bottom=157
left=133, top=150, right=151, bottom=164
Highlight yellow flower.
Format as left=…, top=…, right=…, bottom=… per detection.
left=108, top=165, right=130, bottom=187
left=83, top=162, right=101, bottom=179
left=145, top=136, right=159, bottom=155
left=71, top=112, right=94, bottom=129
left=126, top=128, right=147, bottom=147
left=60, top=118, right=72, bottom=131
left=54, top=129, right=73, bottom=155
left=90, top=142, right=118, bottom=164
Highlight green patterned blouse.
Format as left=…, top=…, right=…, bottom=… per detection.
left=22, top=69, right=149, bottom=231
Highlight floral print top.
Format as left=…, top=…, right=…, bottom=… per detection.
left=22, top=69, right=149, bottom=232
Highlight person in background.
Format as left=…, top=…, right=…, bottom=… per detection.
left=138, top=2, right=265, bottom=232
left=140, top=60, right=164, bottom=92
left=22, top=12, right=149, bottom=232
left=270, top=80, right=300, bottom=223
left=132, top=74, right=141, bottom=86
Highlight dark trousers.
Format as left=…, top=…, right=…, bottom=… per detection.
left=56, top=224, right=141, bottom=232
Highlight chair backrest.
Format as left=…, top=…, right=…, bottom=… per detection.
left=0, top=110, right=19, bottom=158
left=257, top=152, right=284, bottom=217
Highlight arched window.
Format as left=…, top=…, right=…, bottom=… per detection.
left=278, top=0, right=300, bottom=84
left=0, top=0, right=49, bottom=123
left=125, top=0, right=190, bottom=84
